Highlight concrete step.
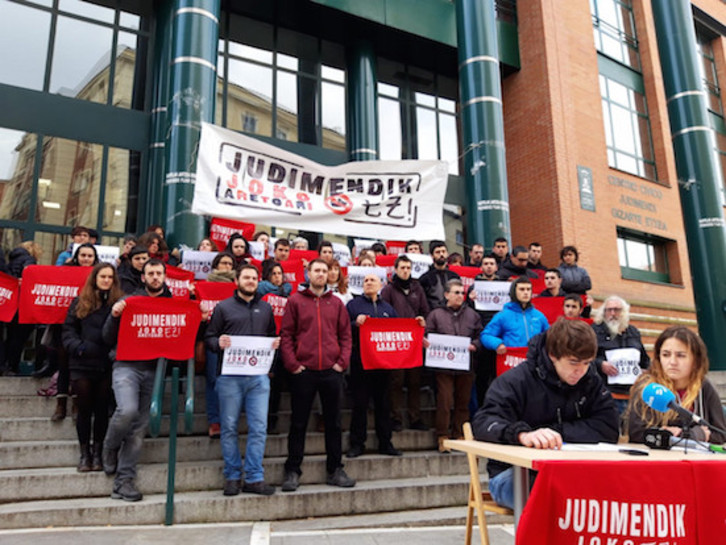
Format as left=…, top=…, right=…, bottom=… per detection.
left=0, top=452, right=470, bottom=503
left=0, top=474, right=472, bottom=529
left=0, top=430, right=438, bottom=470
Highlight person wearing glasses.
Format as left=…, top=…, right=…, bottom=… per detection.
left=426, top=279, right=483, bottom=453
left=496, top=245, right=539, bottom=281
left=592, top=295, right=650, bottom=415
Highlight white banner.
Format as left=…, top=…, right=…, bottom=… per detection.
left=405, top=253, right=433, bottom=279
left=425, top=333, right=471, bottom=372
left=332, top=242, right=352, bottom=266
left=346, top=266, right=388, bottom=295
left=472, top=281, right=511, bottom=311
left=221, top=335, right=276, bottom=376
left=181, top=250, right=215, bottom=280
left=193, top=123, right=448, bottom=240
left=605, top=347, right=642, bottom=385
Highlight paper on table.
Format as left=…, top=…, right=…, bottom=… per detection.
left=560, top=443, right=622, bottom=452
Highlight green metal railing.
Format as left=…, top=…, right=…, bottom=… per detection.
left=149, top=357, right=196, bottom=525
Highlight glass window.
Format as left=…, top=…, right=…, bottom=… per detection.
left=617, top=228, right=671, bottom=283
left=590, top=0, right=640, bottom=70
left=225, top=58, right=273, bottom=136
left=378, top=94, right=403, bottom=161
left=0, top=1, right=51, bottom=91
left=321, top=81, right=346, bottom=149
left=34, top=231, right=67, bottom=266
left=58, top=0, right=115, bottom=23
left=0, top=129, right=37, bottom=223
left=696, top=28, right=723, bottom=117
left=599, top=74, right=657, bottom=180
left=113, top=31, right=141, bottom=109
left=102, top=146, right=129, bottom=233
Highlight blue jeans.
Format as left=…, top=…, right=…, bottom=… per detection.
left=216, top=374, right=270, bottom=483
left=488, top=467, right=514, bottom=510
left=205, top=350, right=220, bottom=425
left=104, top=361, right=156, bottom=485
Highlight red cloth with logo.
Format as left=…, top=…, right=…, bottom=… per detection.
left=375, top=254, right=397, bottom=280
left=262, top=293, right=288, bottom=333
left=448, top=265, right=481, bottom=291
left=359, top=318, right=424, bottom=370
left=116, top=296, right=202, bottom=361
left=279, top=259, right=305, bottom=292
left=532, top=296, right=566, bottom=324
left=691, top=460, right=726, bottom=543
left=194, top=281, right=236, bottom=316
left=289, top=249, right=319, bottom=263
left=19, top=265, right=92, bottom=324
left=210, top=217, right=256, bottom=251
left=0, top=271, right=19, bottom=322
left=385, top=240, right=406, bottom=255
left=495, top=346, right=528, bottom=376
left=517, top=460, right=700, bottom=545
left=165, top=265, right=194, bottom=299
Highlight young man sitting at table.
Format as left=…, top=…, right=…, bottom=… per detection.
left=471, top=318, right=619, bottom=509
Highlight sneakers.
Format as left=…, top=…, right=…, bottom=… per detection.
left=102, top=446, right=119, bottom=475
left=223, top=479, right=241, bottom=496
left=346, top=444, right=364, bottom=458
left=111, top=479, right=142, bottom=502
left=281, top=471, right=300, bottom=492
left=326, top=467, right=356, bottom=488
left=409, top=420, right=429, bottom=431
left=208, top=423, right=221, bottom=439
left=438, top=436, right=451, bottom=454
left=242, top=480, right=275, bottom=496
left=378, top=444, right=402, bottom=457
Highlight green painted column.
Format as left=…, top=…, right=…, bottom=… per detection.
left=163, top=0, right=220, bottom=248
left=346, top=40, right=378, bottom=162
left=651, top=0, right=726, bottom=370
left=455, top=0, right=510, bottom=248
left=146, top=0, right=173, bottom=230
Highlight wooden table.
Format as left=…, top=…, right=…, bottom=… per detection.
left=443, top=439, right=718, bottom=526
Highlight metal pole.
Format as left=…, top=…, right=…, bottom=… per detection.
left=651, top=0, right=726, bottom=370
left=455, top=0, right=511, bottom=248
left=165, top=365, right=180, bottom=526
left=346, top=40, right=378, bottom=162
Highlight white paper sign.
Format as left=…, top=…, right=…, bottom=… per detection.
left=605, top=347, right=642, bottom=385
left=181, top=250, right=215, bottom=280
left=354, top=239, right=379, bottom=257
left=404, top=253, right=433, bottom=279
left=248, top=241, right=266, bottom=261
left=472, top=281, right=511, bottom=311
left=346, top=266, right=388, bottom=295
left=221, top=336, right=276, bottom=376
left=193, top=123, right=448, bottom=240
left=332, top=242, right=352, bottom=266
left=72, top=243, right=120, bottom=265
left=425, top=333, right=471, bottom=371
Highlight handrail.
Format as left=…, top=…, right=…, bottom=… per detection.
left=184, top=358, right=195, bottom=434
left=149, top=358, right=168, bottom=438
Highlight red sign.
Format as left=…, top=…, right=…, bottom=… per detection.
left=165, top=265, right=195, bottom=299
left=375, top=254, right=397, bottom=279
left=262, top=293, right=288, bottom=333
left=359, top=318, right=424, bottom=370
left=116, top=296, right=202, bottom=361
left=532, top=296, right=566, bottom=324
left=210, top=217, right=256, bottom=251
left=289, top=249, right=319, bottom=263
left=449, top=265, right=481, bottom=291
left=517, top=460, right=701, bottom=545
left=385, top=241, right=407, bottom=255
left=279, top=259, right=305, bottom=292
left=194, top=281, right=237, bottom=316
left=495, top=346, right=528, bottom=375
left=0, top=271, right=19, bottom=322
left=19, top=265, right=92, bottom=324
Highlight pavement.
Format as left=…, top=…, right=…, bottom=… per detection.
left=0, top=522, right=516, bottom=545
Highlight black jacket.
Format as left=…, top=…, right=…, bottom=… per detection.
left=592, top=322, right=650, bottom=396
left=205, top=291, right=277, bottom=374
left=497, top=260, right=538, bottom=281
left=380, top=275, right=429, bottom=318
left=62, top=298, right=113, bottom=373
left=7, top=247, right=36, bottom=278
left=418, top=267, right=460, bottom=310
left=118, top=262, right=144, bottom=294
left=472, top=333, right=619, bottom=478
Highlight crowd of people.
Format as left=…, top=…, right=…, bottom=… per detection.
left=0, top=226, right=723, bottom=507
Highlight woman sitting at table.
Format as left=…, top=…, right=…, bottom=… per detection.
left=626, top=326, right=726, bottom=445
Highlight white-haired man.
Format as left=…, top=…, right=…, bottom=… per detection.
left=591, top=295, right=650, bottom=414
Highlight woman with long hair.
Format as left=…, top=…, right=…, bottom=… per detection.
left=258, top=262, right=292, bottom=297
left=225, top=233, right=251, bottom=268
left=627, top=326, right=726, bottom=444
left=327, top=259, right=351, bottom=304
left=62, top=263, right=124, bottom=471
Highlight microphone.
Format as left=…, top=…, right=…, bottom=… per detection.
left=640, top=383, right=704, bottom=424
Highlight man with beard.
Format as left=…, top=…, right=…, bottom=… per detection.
left=419, top=240, right=460, bottom=310
left=526, top=242, right=547, bottom=273
left=381, top=255, right=430, bottom=431
left=466, top=243, right=485, bottom=268
left=538, top=268, right=566, bottom=297
left=491, top=237, right=509, bottom=269
left=591, top=295, right=650, bottom=414
left=206, top=265, right=279, bottom=496
left=101, top=259, right=171, bottom=502
left=497, top=246, right=539, bottom=281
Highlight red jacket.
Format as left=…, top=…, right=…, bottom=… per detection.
left=280, top=287, right=352, bottom=373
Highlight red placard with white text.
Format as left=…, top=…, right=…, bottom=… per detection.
left=262, top=293, right=288, bottom=333
left=495, top=346, right=528, bottom=375
left=359, top=318, right=424, bottom=370
left=289, top=249, right=319, bottom=263
left=375, top=254, right=397, bottom=280
left=19, top=265, right=92, bottom=324
left=164, top=265, right=195, bottom=299
left=448, top=265, right=481, bottom=291
left=210, top=217, right=256, bottom=251
left=116, top=296, right=202, bottom=361
left=194, top=281, right=237, bottom=316
left=385, top=241, right=407, bottom=255
left=279, top=259, right=305, bottom=292
left=0, top=271, right=19, bottom=322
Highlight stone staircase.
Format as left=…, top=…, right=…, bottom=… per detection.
left=0, top=375, right=484, bottom=529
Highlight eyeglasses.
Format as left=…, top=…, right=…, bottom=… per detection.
left=449, top=290, right=465, bottom=295
left=604, top=307, right=623, bottom=313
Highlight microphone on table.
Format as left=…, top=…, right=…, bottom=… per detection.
left=641, top=382, right=726, bottom=436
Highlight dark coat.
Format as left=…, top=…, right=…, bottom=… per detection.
left=557, top=263, right=592, bottom=294
left=380, top=275, right=429, bottom=319
left=592, top=322, right=650, bottom=395
left=7, top=247, right=36, bottom=278
left=472, top=333, right=619, bottom=478
left=62, top=298, right=113, bottom=373
left=118, top=262, right=145, bottom=294
left=426, top=304, right=484, bottom=373
left=497, top=260, right=538, bottom=281
left=418, top=267, right=460, bottom=310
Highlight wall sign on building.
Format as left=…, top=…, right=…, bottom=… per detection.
left=577, top=165, right=596, bottom=212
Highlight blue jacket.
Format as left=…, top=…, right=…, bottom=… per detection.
left=480, top=302, right=549, bottom=350
left=257, top=280, right=292, bottom=297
